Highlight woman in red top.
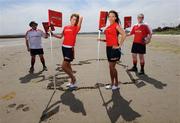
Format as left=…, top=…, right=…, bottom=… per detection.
left=98, top=10, right=126, bottom=90
left=52, top=14, right=83, bottom=89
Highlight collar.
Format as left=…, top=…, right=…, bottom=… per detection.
left=137, top=22, right=144, bottom=27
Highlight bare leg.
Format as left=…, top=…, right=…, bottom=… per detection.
left=128, top=53, right=138, bottom=72
left=109, top=62, right=118, bottom=86
left=31, top=55, right=36, bottom=68
left=39, top=54, right=46, bottom=68
left=132, top=53, right=138, bottom=68
left=29, top=55, right=36, bottom=73
left=109, top=62, right=114, bottom=85
left=62, top=61, right=76, bottom=84
left=68, top=63, right=73, bottom=73
left=113, top=63, right=118, bottom=86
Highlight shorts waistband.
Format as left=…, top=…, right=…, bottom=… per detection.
left=62, top=44, right=73, bottom=48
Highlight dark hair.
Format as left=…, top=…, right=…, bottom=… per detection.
left=70, top=13, right=79, bottom=26
left=109, top=10, right=121, bottom=36
left=29, top=21, right=38, bottom=27
left=108, top=10, right=121, bottom=24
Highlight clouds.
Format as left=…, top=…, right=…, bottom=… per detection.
left=0, top=0, right=179, bottom=35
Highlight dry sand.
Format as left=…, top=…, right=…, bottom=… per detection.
left=0, top=34, right=180, bottom=123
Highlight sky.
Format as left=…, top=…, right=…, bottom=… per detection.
left=0, top=0, right=179, bottom=35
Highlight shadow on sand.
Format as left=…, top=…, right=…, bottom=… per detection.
left=103, top=89, right=141, bottom=123
left=135, top=73, right=167, bottom=89
left=39, top=90, right=86, bottom=122
left=19, top=70, right=45, bottom=84
left=125, top=70, right=167, bottom=89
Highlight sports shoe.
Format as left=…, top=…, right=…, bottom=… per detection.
left=128, top=67, right=138, bottom=72
left=112, top=85, right=119, bottom=90
left=105, top=85, right=112, bottom=89
left=29, top=67, right=34, bottom=73
left=139, top=69, right=145, bottom=75
left=69, top=84, right=77, bottom=88
left=43, top=66, right=48, bottom=71
left=66, top=83, right=72, bottom=87
left=67, top=82, right=77, bottom=88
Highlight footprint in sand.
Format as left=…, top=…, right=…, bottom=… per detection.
left=22, top=107, right=30, bottom=112
left=16, top=104, right=26, bottom=110
left=7, top=103, right=17, bottom=113
left=79, top=61, right=91, bottom=65
left=8, top=103, right=16, bottom=108
left=7, top=103, right=30, bottom=113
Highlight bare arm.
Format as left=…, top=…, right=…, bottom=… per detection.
left=115, top=25, right=126, bottom=48
left=52, top=33, right=63, bottom=39
left=25, top=32, right=30, bottom=52
left=126, top=26, right=134, bottom=37
left=41, top=31, right=48, bottom=39
left=126, top=33, right=132, bottom=37
left=97, top=38, right=106, bottom=42
left=145, top=25, right=152, bottom=44
left=77, top=16, right=83, bottom=28
left=51, top=28, right=64, bottom=39
left=145, top=33, right=152, bottom=44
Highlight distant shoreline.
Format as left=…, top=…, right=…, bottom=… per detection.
left=0, top=32, right=180, bottom=39
left=0, top=32, right=99, bottom=39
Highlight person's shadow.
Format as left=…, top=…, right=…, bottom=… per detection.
left=39, top=91, right=60, bottom=122
left=135, top=73, right=167, bottom=89
left=19, top=70, right=45, bottom=84
left=104, top=89, right=141, bottom=123
left=60, top=91, right=87, bottom=116
left=39, top=91, right=86, bottom=122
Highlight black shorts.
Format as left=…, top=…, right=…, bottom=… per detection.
left=131, top=43, right=146, bottom=54
left=30, top=49, right=44, bottom=56
left=106, top=46, right=121, bottom=62
left=62, top=46, right=74, bottom=62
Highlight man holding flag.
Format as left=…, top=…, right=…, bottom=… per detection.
left=127, top=13, right=152, bottom=75
left=25, top=21, right=48, bottom=73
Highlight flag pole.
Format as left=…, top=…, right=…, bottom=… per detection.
left=49, top=27, right=56, bottom=91
left=97, top=11, right=108, bottom=84
left=97, top=29, right=102, bottom=83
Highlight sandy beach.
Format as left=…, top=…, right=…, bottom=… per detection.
left=0, top=34, right=180, bottom=123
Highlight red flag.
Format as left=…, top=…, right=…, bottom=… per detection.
left=42, top=22, right=55, bottom=33
left=48, top=9, right=62, bottom=27
left=99, top=11, right=108, bottom=29
left=124, top=16, right=132, bottom=29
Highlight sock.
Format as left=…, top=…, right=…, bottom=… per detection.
left=140, top=62, right=145, bottom=71
left=133, top=60, right=137, bottom=68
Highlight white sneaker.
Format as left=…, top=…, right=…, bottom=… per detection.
left=105, top=85, right=112, bottom=89
left=66, top=81, right=77, bottom=87
left=66, top=83, right=72, bottom=87
left=112, top=85, right=118, bottom=90
left=69, top=83, right=77, bottom=88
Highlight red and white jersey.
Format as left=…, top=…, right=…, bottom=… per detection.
left=25, top=29, right=46, bottom=49
left=62, top=25, right=80, bottom=47
left=104, top=22, right=120, bottom=47
left=130, top=23, right=152, bottom=45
